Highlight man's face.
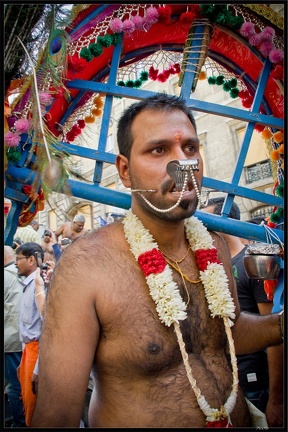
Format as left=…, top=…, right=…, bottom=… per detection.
left=15, top=253, right=35, bottom=277
left=43, top=233, right=51, bottom=242
left=127, top=108, right=203, bottom=220
left=73, top=221, right=84, bottom=232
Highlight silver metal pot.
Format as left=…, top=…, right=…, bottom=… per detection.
left=243, top=254, right=281, bottom=280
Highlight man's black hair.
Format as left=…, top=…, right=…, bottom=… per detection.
left=16, top=242, right=44, bottom=261
left=117, top=93, right=197, bottom=159
left=204, top=197, right=241, bottom=220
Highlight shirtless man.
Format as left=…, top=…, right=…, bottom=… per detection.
left=41, top=230, right=56, bottom=262
left=32, top=94, right=284, bottom=428
left=54, top=214, right=87, bottom=242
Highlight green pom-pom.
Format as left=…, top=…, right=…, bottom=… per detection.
left=215, top=12, right=230, bottom=26
left=125, top=80, right=134, bottom=88
left=216, top=75, right=225, bottom=85
left=6, top=147, right=22, bottom=163
left=275, top=207, right=283, bottom=217
left=270, top=212, right=280, bottom=223
left=140, top=71, right=149, bottom=81
left=275, top=182, right=284, bottom=197
left=117, top=80, right=125, bottom=87
left=80, top=47, right=93, bottom=62
left=97, top=34, right=112, bottom=47
left=111, top=33, right=122, bottom=46
left=200, top=5, right=217, bottom=19
left=134, top=79, right=142, bottom=88
left=230, top=88, right=239, bottom=98
left=208, top=76, right=217, bottom=85
left=230, top=15, right=244, bottom=29
left=89, top=43, right=103, bottom=57
left=222, top=81, right=231, bottom=91
left=228, top=78, right=238, bottom=88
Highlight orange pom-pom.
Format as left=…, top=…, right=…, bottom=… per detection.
left=271, top=149, right=280, bottom=160
left=262, top=128, right=272, bottom=139
left=281, top=160, right=284, bottom=170
left=198, top=70, right=207, bottom=80
left=278, top=143, right=284, bottom=154
left=91, top=107, right=103, bottom=117
left=93, top=96, right=104, bottom=108
left=273, top=130, right=283, bottom=143
left=84, top=115, right=95, bottom=124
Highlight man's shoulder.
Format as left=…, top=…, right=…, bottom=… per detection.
left=4, top=263, right=18, bottom=275
left=67, top=222, right=125, bottom=258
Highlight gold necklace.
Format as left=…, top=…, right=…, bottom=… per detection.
left=161, top=243, right=190, bottom=264
left=161, top=246, right=201, bottom=305
left=164, top=257, right=201, bottom=284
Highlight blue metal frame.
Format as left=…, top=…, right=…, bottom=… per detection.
left=4, top=19, right=284, bottom=249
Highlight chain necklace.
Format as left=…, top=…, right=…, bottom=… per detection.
left=161, top=247, right=201, bottom=305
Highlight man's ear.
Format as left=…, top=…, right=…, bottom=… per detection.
left=116, top=154, right=131, bottom=188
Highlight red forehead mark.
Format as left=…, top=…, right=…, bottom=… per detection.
left=174, top=131, right=182, bottom=141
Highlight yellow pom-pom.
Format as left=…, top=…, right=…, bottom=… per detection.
left=262, top=128, right=272, bottom=140
left=271, top=150, right=280, bottom=161
left=84, top=115, right=95, bottom=124
left=273, top=131, right=283, bottom=143
left=198, top=71, right=207, bottom=80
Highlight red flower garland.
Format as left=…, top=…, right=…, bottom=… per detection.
left=138, top=248, right=166, bottom=277
left=194, top=248, right=221, bottom=272
left=206, top=419, right=232, bottom=428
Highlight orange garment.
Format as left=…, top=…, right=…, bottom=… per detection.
left=19, top=341, right=39, bottom=426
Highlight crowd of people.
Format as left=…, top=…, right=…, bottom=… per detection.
left=4, top=215, right=88, bottom=427
left=4, top=94, right=284, bottom=428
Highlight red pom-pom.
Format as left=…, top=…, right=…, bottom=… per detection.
left=71, top=124, right=82, bottom=135
left=241, top=96, right=253, bottom=108
left=238, top=90, right=250, bottom=99
left=157, top=6, right=171, bottom=24
left=149, top=66, right=159, bottom=80
left=254, top=123, right=265, bottom=133
left=157, top=72, right=168, bottom=83
left=77, top=119, right=85, bottom=129
left=180, top=11, right=196, bottom=25
left=66, top=131, right=76, bottom=142
left=138, top=249, right=166, bottom=277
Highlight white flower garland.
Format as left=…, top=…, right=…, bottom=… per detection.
left=123, top=209, right=239, bottom=425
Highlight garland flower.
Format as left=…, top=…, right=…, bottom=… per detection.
left=123, top=209, right=238, bottom=427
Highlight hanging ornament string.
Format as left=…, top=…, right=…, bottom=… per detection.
left=263, top=223, right=284, bottom=251
left=16, top=37, right=51, bottom=165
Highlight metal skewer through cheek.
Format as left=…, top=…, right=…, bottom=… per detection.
left=136, top=160, right=207, bottom=213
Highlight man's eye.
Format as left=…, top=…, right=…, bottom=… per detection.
left=185, top=145, right=196, bottom=153
left=151, top=147, right=164, bottom=154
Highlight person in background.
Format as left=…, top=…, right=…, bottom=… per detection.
left=201, top=197, right=283, bottom=427
left=14, top=220, right=42, bottom=245
left=15, top=242, right=46, bottom=427
left=4, top=246, right=26, bottom=427
left=51, top=237, right=72, bottom=262
left=41, top=229, right=56, bottom=262
left=54, top=214, right=88, bottom=242
left=31, top=94, right=283, bottom=428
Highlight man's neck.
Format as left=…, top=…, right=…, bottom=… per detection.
left=131, top=207, right=188, bottom=252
